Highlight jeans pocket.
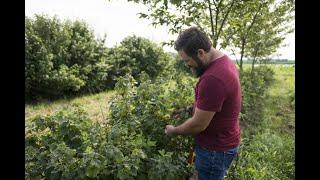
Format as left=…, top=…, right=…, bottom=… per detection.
left=223, top=147, right=239, bottom=169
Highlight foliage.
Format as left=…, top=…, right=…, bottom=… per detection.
left=25, top=103, right=157, bottom=179
left=26, top=73, right=196, bottom=179
left=25, top=64, right=294, bottom=179
left=169, top=52, right=193, bottom=76
left=240, top=65, right=275, bottom=129
left=288, top=89, right=295, bottom=108
left=227, top=130, right=294, bottom=180
left=222, top=0, right=294, bottom=71
left=106, top=36, right=173, bottom=87
left=25, top=15, right=175, bottom=102
left=129, top=0, right=294, bottom=72
left=129, top=0, right=238, bottom=48
left=226, top=65, right=294, bottom=179
left=25, top=14, right=111, bottom=101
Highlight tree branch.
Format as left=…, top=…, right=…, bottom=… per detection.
left=216, top=0, right=235, bottom=44
left=222, top=29, right=240, bottom=50
left=251, top=46, right=259, bottom=73
left=212, top=0, right=217, bottom=8
left=207, top=0, right=215, bottom=46
left=231, top=48, right=239, bottom=66
left=245, top=1, right=265, bottom=39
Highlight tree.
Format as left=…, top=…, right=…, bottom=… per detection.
left=221, top=0, right=294, bottom=72
left=125, top=0, right=294, bottom=72
left=128, top=0, right=238, bottom=49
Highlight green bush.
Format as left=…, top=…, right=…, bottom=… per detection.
left=240, top=66, right=275, bottom=129
left=25, top=104, right=157, bottom=179
left=25, top=15, right=179, bottom=102
left=25, top=14, right=110, bottom=101
left=170, top=52, right=193, bottom=76
left=106, top=36, right=173, bottom=86
left=25, top=73, right=196, bottom=179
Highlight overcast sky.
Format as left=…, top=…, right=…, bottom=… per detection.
left=25, top=0, right=295, bottom=60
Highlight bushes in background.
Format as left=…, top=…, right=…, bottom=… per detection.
left=25, top=15, right=173, bottom=102
left=25, top=15, right=111, bottom=101
left=105, top=36, right=173, bottom=87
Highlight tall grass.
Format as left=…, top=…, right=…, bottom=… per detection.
left=226, top=65, right=295, bottom=180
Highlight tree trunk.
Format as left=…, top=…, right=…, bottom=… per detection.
left=251, top=58, right=255, bottom=73
left=239, top=38, right=245, bottom=73
left=251, top=46, right=259, bottom=73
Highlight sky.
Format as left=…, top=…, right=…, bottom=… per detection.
left=25, top=0, right=295, bottom=60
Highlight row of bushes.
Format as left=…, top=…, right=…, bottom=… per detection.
left=25, top=14, right=174, bottom=102
left=26, top=72, right=196, bottom=179
left=26, top=64, right=278, bottom=179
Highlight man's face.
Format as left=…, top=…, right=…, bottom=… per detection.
left=178, top=50, right=205, bottom=77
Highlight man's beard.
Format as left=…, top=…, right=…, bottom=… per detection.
left=189, top=55, right=206, bottom=77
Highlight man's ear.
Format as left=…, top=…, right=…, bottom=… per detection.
left=197, top=49, right=205, bottom=58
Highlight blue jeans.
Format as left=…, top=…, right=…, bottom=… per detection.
left=195, top=144, right=239, bottom=180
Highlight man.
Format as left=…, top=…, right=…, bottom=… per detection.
left=165, top=27, right=241, bottom=180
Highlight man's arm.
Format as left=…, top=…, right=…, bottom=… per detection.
left=165, top=107, right=215, bottom=136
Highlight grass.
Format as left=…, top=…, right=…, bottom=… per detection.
left=25, top=90, right=115, bottom=123
left=265, top=65, right=295, bottom=135
left=226, top=65, right=295, bottom=180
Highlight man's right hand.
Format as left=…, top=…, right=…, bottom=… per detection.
left=165, top=125, right=177, bottom=136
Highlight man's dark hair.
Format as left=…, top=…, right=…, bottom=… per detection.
left=174, top=27, right=212, bottom=57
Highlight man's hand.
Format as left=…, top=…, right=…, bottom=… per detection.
left=165, top=125, right=176, bottom=136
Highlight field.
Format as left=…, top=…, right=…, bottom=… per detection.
left=25, top=64, right=295, bottom=179
left=25, top=90, right=115, bottom=124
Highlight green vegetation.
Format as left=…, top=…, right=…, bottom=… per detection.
left=131, top=0, right=294, bottom=71
left=25, top=7, right=294, bottom=179
left=25, top=15, right=173, bottom=102
left=25, top=15, right=110, bottom=101
left=25, top=65, right=294, bottom=179
left=26, top=72, right=197, bottom=179
left=226, top=65, right=294, bottom=180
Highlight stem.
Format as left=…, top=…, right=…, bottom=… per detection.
left=239, top=38, right=245, bottom=72
left=207, top=0, right=215, bottom=47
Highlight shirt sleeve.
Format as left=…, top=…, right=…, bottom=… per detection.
left=196, top=75, right=227, bottom=112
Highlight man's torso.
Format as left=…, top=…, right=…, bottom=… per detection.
left=194, top=54, right=241, bottom=151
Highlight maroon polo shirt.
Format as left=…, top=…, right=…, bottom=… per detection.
left=194, top=54, right=241, bottom=151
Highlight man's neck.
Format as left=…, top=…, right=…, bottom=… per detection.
left=204, top=48, right=224, bottom=65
